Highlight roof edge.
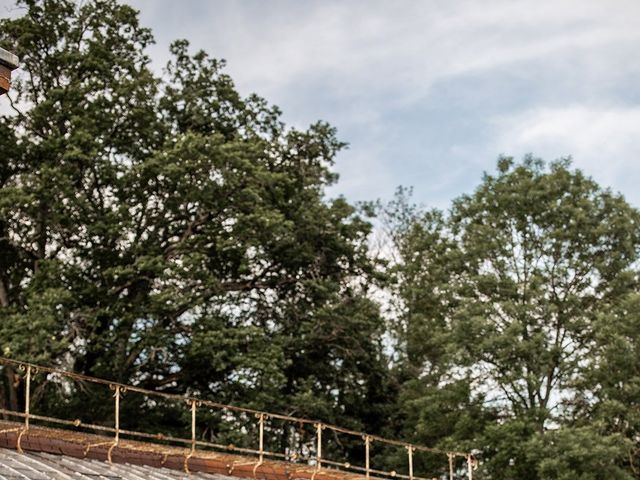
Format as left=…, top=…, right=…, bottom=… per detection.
left=0, top=421, right=365, bottom=480
left=0, top=47, right=19, bottom=70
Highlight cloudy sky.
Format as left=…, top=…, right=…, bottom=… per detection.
left=6, top=0, right=640, bottom=207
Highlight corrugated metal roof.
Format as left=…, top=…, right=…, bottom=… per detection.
left=0, top=448, right=232, bottom=480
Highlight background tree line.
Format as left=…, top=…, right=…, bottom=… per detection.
left=1, top=1, right=639, bottom=478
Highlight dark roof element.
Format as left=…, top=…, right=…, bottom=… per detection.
left=0, top=47, right=19, bottom=95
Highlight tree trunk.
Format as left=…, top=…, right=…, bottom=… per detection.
left=0, top=265, right=18, bottom=416
left=2, top=366, right=19, bottom=414
left=0, top=277, right=8, bottom=308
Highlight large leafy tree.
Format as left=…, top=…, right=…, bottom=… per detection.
left=0, top=0, right=389, bottom=450
left=387, top=158, right=640, bottom=479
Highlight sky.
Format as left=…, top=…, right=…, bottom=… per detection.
left=4, top=0, right=640, bottom=208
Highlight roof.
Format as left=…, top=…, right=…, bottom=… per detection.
left=0, top=421, right=359, bottom=480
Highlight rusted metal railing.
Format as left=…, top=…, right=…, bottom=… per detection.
left=0, top=356, right=476, bottom=479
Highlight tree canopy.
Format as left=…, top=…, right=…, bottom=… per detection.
left=0, top=0, right=389, bottom=448
left=385, top=158, right=640, bottom=479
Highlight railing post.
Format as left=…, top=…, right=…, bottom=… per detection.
left=251, top=412, right=267, bottom=477
left=448, top=453, right=454, bottom=480
left=24, top=365, right=31, bottom=430
left=185, top=399, right=200, bottom=474
left=114, top=385, right=121, bottom=444
left=191, top=399, right=197, bottom=454
left=258, top=413, right=265, bottom=462
left=106, top=384, right=123, bottom=464
left=315, top=422, right=322, bottom=469
left=15, top=364, right=32, bottom=453
left=406, top=445, right=414, bottom=480
left=364, top=435, right=371, bottom=480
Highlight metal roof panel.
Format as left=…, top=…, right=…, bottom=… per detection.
left=0, top=449, right=235, bottom=480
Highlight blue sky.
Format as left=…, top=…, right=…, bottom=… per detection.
left=5, top=0, right=640, bottom=208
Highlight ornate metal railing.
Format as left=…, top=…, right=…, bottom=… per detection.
left=0, top=357, right=476, bottom=479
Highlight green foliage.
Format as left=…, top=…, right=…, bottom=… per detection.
left=582, top=293, right=640, bottom=475
left=529, top=427, right=631, bottom=480
left=0, top=0, right=389, bottom=450
left=386, top=158, right=640, bottom=478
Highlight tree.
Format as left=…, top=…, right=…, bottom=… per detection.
left=1, top=0, right=158, bottom=410
left=387, top=158, right=640, bottom=478
left=377, top=188, right=493, bottom=478
left=581, top=293, right=640, bottom=477
left=0, top=0, right=391, bottom=451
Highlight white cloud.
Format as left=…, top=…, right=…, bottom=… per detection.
left=4, top=0, right=640, bottom=206
left=129, top=0, right=640, bottom=109
left=492, top=105, right=640, bottom=201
